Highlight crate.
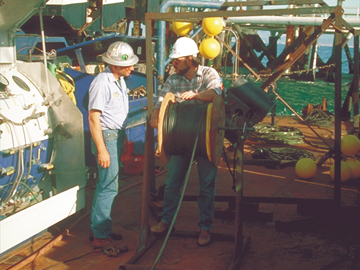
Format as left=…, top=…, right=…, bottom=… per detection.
left=121, top=141, right=144, bottom=175
left=122, top=154, right=144, bottom=175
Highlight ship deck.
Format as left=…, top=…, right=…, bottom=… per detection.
left=0, top=115, right=359, bottom=270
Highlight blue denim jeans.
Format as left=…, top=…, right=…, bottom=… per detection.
left=161, top=155, right=217, bottom=231
left=90, top=129, right=126, bottom=238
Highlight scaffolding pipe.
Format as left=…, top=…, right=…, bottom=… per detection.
left=39, top=5, right=51, bottom=96
left=226, top=16, right=360, bottom=27
left=224, top=26, right=240, bottom=80
left=157, top=0, right=224, bottom=81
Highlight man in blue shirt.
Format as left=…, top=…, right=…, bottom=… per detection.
left=88, top=41, right=138, bottom=251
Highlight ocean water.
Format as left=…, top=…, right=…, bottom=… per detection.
left=223, top=43, right=356, bottom=117
left=258, top=74, right=353, bottom=116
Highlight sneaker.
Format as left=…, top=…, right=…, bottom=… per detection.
left=197, top=230, right=211, bottom=247
left=89, top=231, right=123, bottom=241
left=150, top=221, right=171, bottom=235
left=109, top=232, right=123, bottom=240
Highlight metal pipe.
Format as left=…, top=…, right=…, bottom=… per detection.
left=226, top=16, right=360, bottom=27
left=216, top=35, right=261, bottom=81
left=334, top=9, right=343, bottom=206
left=224, top=26, right=240, bottom=81
left=354, top=30, right=359, bottom=134
left=39, top=5, right=51, bottom=96
left=157, top=0, right=224, bottom=81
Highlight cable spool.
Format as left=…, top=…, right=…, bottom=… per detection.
left=157, top=92, right=225, bottom=166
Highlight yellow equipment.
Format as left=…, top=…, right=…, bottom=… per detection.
left=295, top=158, right=317, bottom=179
left=202, top=17, right=224, bottom=36
left=172, top=21, right=193, bottom=36
left=199, top=37, right=220, bottom=59
left=330, top=161, right=352, bottom=182
left=345, top=157, right=360, bottom=179
left=341, top=134, right=360, bottom=156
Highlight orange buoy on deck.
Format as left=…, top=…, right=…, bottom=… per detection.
left=345, top=157, right=360, bottom=179
left=330, top=161, right=352, bottom=182
left=341, top=134, right=360, bottom=156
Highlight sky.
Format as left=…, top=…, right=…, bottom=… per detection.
left=324, top=0, right=359, bottom=7
left=256, top=0, right=360, bottom=47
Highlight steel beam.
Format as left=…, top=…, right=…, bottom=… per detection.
left=260, top=6, right=342, bottom=90
left=145, top=7, right=338, bottom=21
left=354, top=30, right=359, bottom=134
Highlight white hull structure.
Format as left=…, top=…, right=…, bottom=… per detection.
left=0, top=0, right=87, bottom=256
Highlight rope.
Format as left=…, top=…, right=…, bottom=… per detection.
left=56, top=71, right=76, bottom=105
left=102, top=246, right=128, bottom=257
left=222, top=146, right=237, bottom=192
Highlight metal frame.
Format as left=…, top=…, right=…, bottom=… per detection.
left=119, top=3, right=356, bottom=270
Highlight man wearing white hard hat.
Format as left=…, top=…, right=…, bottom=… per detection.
left=149, top=37, right=223, bottom=247
left=88, top=41, right=138, bottom=251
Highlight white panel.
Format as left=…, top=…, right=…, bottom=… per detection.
left=103, top=0, right=124, bottom=5
left=0, top=67, right=50, bottom=151
left=46, top=0, right=87, bottom=5
left=0, top=47, right=15, bottom=64
left=0, top=186, right=80, bottom=254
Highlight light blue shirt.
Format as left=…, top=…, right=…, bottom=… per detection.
left=88, top=66, right=129, bottom=130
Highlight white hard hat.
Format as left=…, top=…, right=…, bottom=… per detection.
left=169, top=37, right=199, bottom=59
left=102, top=41, right=139, bottom=66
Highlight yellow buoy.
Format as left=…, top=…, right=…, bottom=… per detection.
left=329, top=161, right=352, bottom=182
left=341, top=134, right=360, bottom=156
left=202, top=17, right=224, bottom=36
left=345, top=158, right=360, bottom=179
left=172, top=21, right=193, bottom=36
left=295, top=158, right=317, bottom=179
left=199, top=41, right=204, bottom=57
left=199, top=37, right=221, bottom=60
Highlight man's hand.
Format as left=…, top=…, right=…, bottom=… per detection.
left=97, top=149, right=111, bottom=169
left=89, top=110, right=111, bottom=169
left=180, top=91, right=198, bottom=100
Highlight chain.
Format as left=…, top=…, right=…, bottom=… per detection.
left=252, top=63, right=336, bottom=78
left=216, top=36, right=263, bottom=81
left=218, top=33, right=349, bottom=80
left=246, top=58, right=351, bottom=79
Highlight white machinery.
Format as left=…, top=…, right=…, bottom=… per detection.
left=0, top=0, right=86, bottom=254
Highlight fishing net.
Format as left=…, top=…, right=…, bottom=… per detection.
left=252, top=147, right=316, bottom=161
left=248, top=124, right=305, bottom=145
left=303, top=108, right=335, bottom=127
